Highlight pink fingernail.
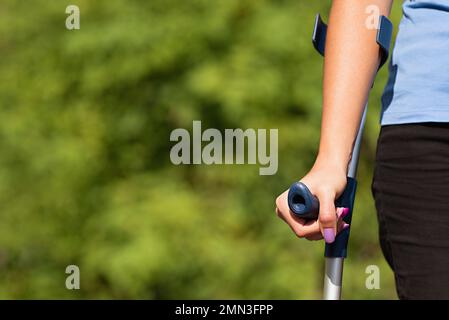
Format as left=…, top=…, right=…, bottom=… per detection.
left=323, top=228, right=335, bottom=243
left=336, top=207, right=344, bottom=218
left=341, top=207, right=350, bottom=219
left=342, top=223, right=350, bottom=230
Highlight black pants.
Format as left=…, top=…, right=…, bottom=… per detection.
left=372, top=123, right=449, bottom=300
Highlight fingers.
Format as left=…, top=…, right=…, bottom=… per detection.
left=276, top=207, right=321, bottom=239
left=276, top=193, right=321, bottom=239
left=276, top=190, right=350, bottom=242
left=305, top=212, right=349, bottom=240
left=316, top=189, right=338, bottom=243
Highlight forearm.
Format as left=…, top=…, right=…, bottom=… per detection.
left=316, top=0, right=393, bottom=173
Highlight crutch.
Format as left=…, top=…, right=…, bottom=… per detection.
left=287, top=14, right=392, bottom=300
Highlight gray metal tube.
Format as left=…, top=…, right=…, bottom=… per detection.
left=323, top=257, right=344, bottom=300
left=347, top=104, right=368, bottom=179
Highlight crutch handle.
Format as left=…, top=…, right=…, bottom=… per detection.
left=287, top=182, right=319, bottom=220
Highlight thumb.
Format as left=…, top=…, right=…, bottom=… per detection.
left=316, top=190, right=337, bottom=244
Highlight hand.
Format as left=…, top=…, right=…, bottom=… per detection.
left=275, top=163, right=349, bottom=243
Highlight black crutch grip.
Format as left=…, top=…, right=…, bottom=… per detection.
left=287, top=182, right=319, bottom=220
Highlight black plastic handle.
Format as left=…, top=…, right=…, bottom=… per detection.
left=287, top=182, right=319, bottom=220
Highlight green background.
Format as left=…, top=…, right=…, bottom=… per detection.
left=0, top=0, right=403, bottom=299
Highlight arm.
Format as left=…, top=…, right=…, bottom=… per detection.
left=276, top=0, right=393, bottom=242
left=319, top=0, right=393, bottom=173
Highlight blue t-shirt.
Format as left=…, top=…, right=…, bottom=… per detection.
left=380, top=0, right=449, bottom=125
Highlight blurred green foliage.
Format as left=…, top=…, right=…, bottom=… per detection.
left=0, top=0, right=403, bottom=299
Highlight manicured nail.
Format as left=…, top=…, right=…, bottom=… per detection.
left=342, top=223, right=350, bottom=230
left=336, top=207, right=344, bottom=218
left=323, top=228, right=335, bottom=243
left=341, top=207, right=350, bottom=219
